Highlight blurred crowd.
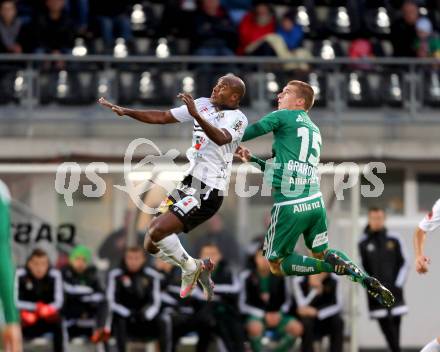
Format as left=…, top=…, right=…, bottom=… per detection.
left=15, top=209, right=409, bottom=352
left=0, top=0, right=439, bottom=59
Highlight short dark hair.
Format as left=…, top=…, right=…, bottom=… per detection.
left=200, top=242, right=220, bottom=251
left=368, top=206, right=385, bottom=213
left=29, top=248, right=48, bottom=259
left=125, top=246, right=144, bottom=254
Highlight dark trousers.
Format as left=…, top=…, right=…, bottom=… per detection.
left=112, top=314, right=167, bottom=352
left=301, top=315, right=344, bottom=352
left=23, top=319, right=64, bottom=352
left=198, top=306, right=245, bottom=352
left=377, top=315, right=401, bottom=352
left=170, top=305, right=245, bottom=352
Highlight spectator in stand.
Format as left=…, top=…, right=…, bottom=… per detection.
left=348, top=38, right=375, bottom=70
left=65, top=0, right=89, bottom=35
left=90, top=0, right=132, bottom=52
left=359, top=207, right=409, bottom=352
left=276, top=11, right=312, bottom=70
left=107, top=246, right=168, bottom=352
left=237, top=2, right=276, bottom=56
left=390, top=1, right=419, bottom=57
left=32, top=0, right=74, bottom=53
left=15, top=0, right=44, bottom=24
left=61, top=245, right=109, bottom=345
left=0, top=0, right=25, bottom=53
left=15, top=248, right=64, bottom=352
left=239, top=246, right=303, bottom=352
left=221, top=0, right=252, bottom=25
left=414, top=17, right=440, bottom=58
left=277, top=11, right=304, bottom=52
left=159, top=0, right=197, bottom=39
left=292, top=273, right=344, bottom=352
left=193, top=0, right=236, bottom=56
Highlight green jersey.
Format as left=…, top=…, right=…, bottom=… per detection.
left=242, top=109, right=321, bottom=202
left=0, top=181, right=19, bottom=323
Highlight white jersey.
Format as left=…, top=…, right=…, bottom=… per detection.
left=170, top=97, right=248, bottom=191
left=418, top=198, right=440, bottom=233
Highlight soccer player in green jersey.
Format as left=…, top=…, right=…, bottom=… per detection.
left=236, top=80, right=395, bottom=308
left=0, top=180, right=22, bottom=352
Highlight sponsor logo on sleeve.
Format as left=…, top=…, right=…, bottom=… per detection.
left=233, top=119, right=244, bottom=132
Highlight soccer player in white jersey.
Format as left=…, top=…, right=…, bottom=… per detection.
left=99, top=74, right=247, bottom=300
left=414, top=198, right=440, bottom=352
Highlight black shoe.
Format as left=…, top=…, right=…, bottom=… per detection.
left=363, top=276, right=395, bottom=308
left=324, top=252, right=363, bottom=278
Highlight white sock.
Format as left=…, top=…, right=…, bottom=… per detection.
left=151, top=249, right=180, bottom=267
left=153, top=233, right=197, bottom=272
left=421, top=338, right=440, bottom=352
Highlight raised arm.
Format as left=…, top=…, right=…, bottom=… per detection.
left=98, top=97, right=178, bottom=124
left=178, top=93, right=232, bottom=146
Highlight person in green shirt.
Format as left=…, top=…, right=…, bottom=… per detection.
left=0, top=180, right=22, bottom=352
left=236, top=80, right=395, bottom=308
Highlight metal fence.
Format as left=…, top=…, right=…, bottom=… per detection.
left=0, top=54, right=439, bottom=125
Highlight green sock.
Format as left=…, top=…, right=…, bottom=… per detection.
left=275, top=335, right=295, bottom=352
left=326, top=248, right=367, bottom=285
left=280, top=251, right=333, bottom=276
left=249, top=336, right=262, bottom=352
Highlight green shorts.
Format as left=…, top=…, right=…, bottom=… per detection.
left=246, top=314, right=295, bottom=335
left=263, top=193, right=328, bottom=261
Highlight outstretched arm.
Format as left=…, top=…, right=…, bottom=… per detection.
left=242, top=111, right=280, bottom=142
left=98, top=97, right=178, bottom=124
left=178, top=93, right=232, bottom=146
left=414, top=227, right=430, bottom=274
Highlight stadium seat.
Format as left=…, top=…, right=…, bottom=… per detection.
left=308, top=72, right=327, bottom=107
left=266, top=72, right=281, bottom=107
left=38, top=71, right=57, bottom=105
left=423, top=70, right=440, bottom=108
left=50, top=70, right=97, bottom=105
left=72, top=38, right=88, bottom=57
left=0, top=68, right=19, bottom=105
left=117, top=71, right=138, bottom=105
left=295, top=4, right=319, bottom=36
left=117, top=70, right=176, bottom=106
left=381, top=72, right=404, bottom=107
left=364, top=7, right=392, bottom=37
left=114, top=38, right=129, bottom=58
left=130, top=2, right=160, bottom=37
left=313, top=39, right=345, bottom=60
left=346, top=71, right=380, bottom=107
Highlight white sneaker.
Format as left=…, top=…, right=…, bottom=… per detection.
left=180, top=259, right=204, bottom=299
